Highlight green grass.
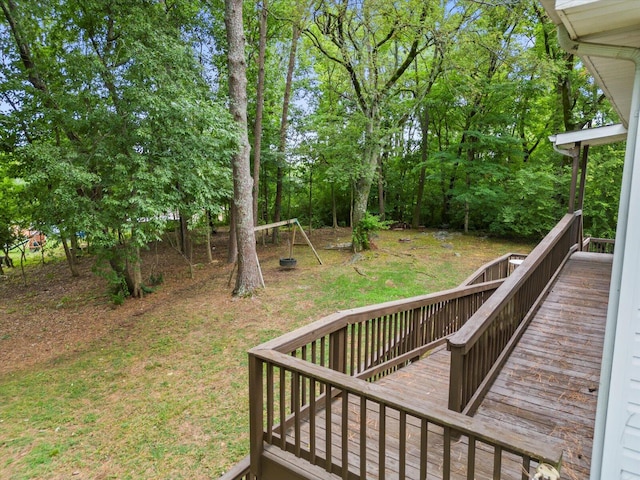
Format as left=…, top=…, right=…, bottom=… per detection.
left=0, top=229, right=533, bottom=479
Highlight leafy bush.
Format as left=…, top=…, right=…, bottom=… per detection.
left=352, top=212, right=390, bottom=251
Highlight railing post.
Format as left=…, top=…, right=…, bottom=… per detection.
left=448, top=343, right=464, bottom=412
left=249, top=353, right=264, bottom=479
left=329, top=328, right=347, bottom=373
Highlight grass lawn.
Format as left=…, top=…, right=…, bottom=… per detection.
left=0, top=227, right=533, bottom=479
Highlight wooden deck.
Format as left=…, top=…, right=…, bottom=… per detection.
left=278, top=251, right=612, bottom=479
left=474, top=251, right=612, bottom=480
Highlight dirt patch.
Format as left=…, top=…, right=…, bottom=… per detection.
left=0, top=228, right=350, bottom=377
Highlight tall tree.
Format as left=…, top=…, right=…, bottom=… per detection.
left=225, top=0, right=262, bottom=296
left=1, top=0, right=235, bottom=296
left=272, top=15, right=302, bottom=244
left=305, top=0, right=455, bottom=248
left=251, top=0, right=268, bottom=226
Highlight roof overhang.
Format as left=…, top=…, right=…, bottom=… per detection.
left=549, top=123, right=627, bottom=150
left=539, top=0, right=640, bottom=127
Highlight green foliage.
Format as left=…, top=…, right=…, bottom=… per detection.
left=352, top=213, right=390, bottom=251
left=100, top=268, right=131, bottom=306
left=491, top=165, right=562, bottom=239
left=0, top=0, right=237, bottom=294
left=0, top=0, right=627, bottom=292
left=0, top=162, right=24, bottom=253
left=583, top=143, right=625, bottom=238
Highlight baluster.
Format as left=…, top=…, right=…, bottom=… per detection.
left=379, top=404, right=386, bottom=480
left=342, top=392, right=349, bottom=480
left=301, top=346, right=307, bottom=406
left=266, top=364, right=274, bottom=443
left=364, top=320, right=370, bottom=370
left=467, top=435, right=476, bottom=479
left=493, top=445, right=502, bottom=480
left=399, top=411, right=406, bottom=480
left=325, top=383, right=332, bottom=472
left=443, top=426, right=451, bottom=479
left=521, top=456, right=531, bottom=480
left=349, top=323, right=355, bottom=376
left=420, top=418, right=428, bottom=480
left=360, top=396, right=367, bottom=478
left=310, top=377, right=316, bottom=463
left=293, top=371, right=301, bottom=456
left=372, top=317, right=378, bottom=367
left=280, top=368, right=287, bottom=449
left=357, top=322, right=362, bottom=375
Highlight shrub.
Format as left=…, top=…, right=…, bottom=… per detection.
left=352, top=213, right=390, bottom=251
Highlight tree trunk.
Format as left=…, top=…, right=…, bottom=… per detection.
left=205, top=210, right=213, bottom=263
left=352, top=116, right=380, bottom=229
left=178, top=212, right=190, bottom=255
left=225, top=0, right=261, bottom=296
left=252, top=0, right=268, bottom=226
left=272, top=22, right=300, bottom=245
left=108, top=243, right=142, bottom=298
left=125, top=247, right=143, bottom=298
left=331, top=183, right=338, bottom=229
left=412, top=107, right=429, bottom=228
left=227, top=201, right=238, bottom=264
left=377, top=153, right=385, bottom=221
left=61, top=234, right=79, bottom=277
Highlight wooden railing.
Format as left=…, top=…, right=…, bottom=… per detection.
left=246, top=277, right=564, bottom=479
left=447, top=211, right=582, bottom=415
left=463, top=252, right=528, bottom=286
left=583, top=236, right=615, bottom=254
left=256, top=281, right=501, bottom=382
left=249, top=349, right=562, bottom=479
left=216, top=247, right=576, bottom=480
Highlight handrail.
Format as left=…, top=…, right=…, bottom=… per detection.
left=249, top=349, right=563, bottom=479
left=583, top=236, right=615, bottom=254
left=447, top=211, right=582, bottom=414
left=462, top=252, right=528, bottom=286
left=242, top=245, right=566, bottom=479
left=258, top=280, right=502, bottom=382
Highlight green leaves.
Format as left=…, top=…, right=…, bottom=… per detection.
left=0, top=0, right=237, bottom=294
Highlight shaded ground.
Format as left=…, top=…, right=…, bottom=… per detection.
left=0, top=228, right=347, bottom=377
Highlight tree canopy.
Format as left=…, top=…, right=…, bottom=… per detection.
left=0, top=0, right=624, bottom=294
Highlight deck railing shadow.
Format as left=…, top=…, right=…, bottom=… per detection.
left=447, top=211, right=583, bottom=416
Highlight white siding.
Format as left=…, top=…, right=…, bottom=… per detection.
left=599, top=73, right=640, bottom=478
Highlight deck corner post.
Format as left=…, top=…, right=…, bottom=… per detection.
left=448, top=343, right=464, bottom=412
left=248, top=352, right=264, bottom=479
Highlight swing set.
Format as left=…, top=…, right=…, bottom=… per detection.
left=229, top=218, right=323, bottom=288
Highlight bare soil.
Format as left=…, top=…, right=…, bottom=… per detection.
left=0, top=228, right=352, bottom=378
